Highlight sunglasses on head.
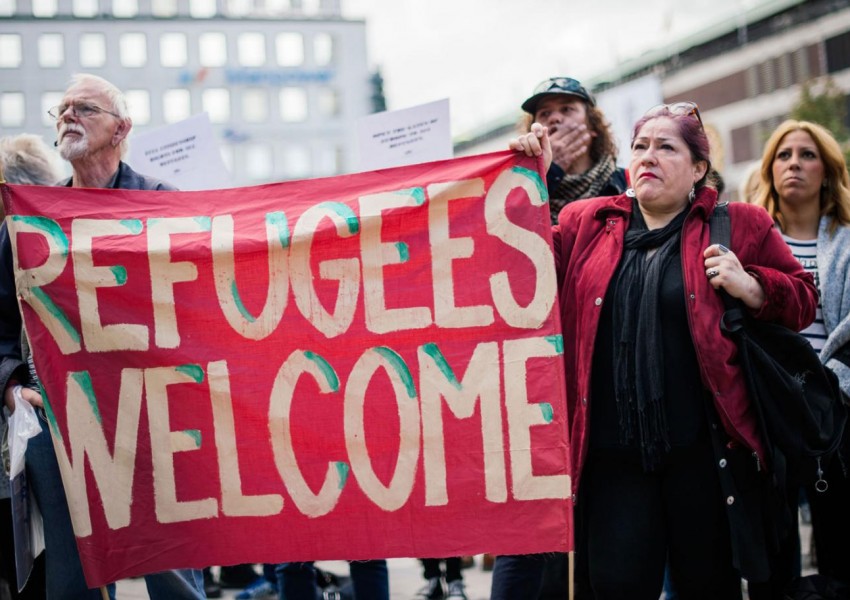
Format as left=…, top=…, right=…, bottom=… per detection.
left=532, top=77, right=586, bottom=96
left=644, top=101, right=703, bottom=126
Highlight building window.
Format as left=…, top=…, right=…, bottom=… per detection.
left=32, top=0, right=57, bottom=17
left=163, top=89, right=191, bottom=123
left=151, top=0, right=176, bottom=17
left=120, top=33, right=147, bottom=67
left=0, top=92, right=25, bottom=127
left=41, top=92, right=63, bottom=126
left=317, top=87, right=339, bottom=117
left=0, top=34, right=21, bottom=68
left=80, top=33, right=106, bottom=67
left=160, top=33, right=188, bottom=67
left=276, top=32, right=304, bottom=66
left=203, top=88, right=230, bottom=123
left=301, top=0, right=319, bottom=14
left=314, top=33, right=333, bottom=66
left=38, top=33, right=64, bottom=68
left=73, top=0, right=97, bottom=17
left=244, top=144, right=273, bottom=180
left=241, top=88, right=268, bottom=123
left=826, top=31, right=850, bottom=74
left=279, top=88, right=307, bottom=122
left=126, top=90, right=150, bottom=125
left=199, top=33, right=227, bottom=67
left=758, top=61, right=774, bottom=95
left=0, top=1, right=14, bottom=17
left=775, top=54, right=792, bottom=90
left=282, top=145, right=311, bottom=178
left=226, top=0, right=252, bottom=16
left=745, top=65, right=759, bottom=98
left=113, top=0, right=138, bottom=17
left=190, top=0, right=217, bottom=18
left=791, top=47, right=810, bottom=84
left=238, top=33, right=266, bottom=67
left=265, top=0, right=291, bottom=13
left=730, top=125, right=755, bottom=164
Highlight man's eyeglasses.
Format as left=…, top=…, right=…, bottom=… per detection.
left=644, top=101, right=703, bottom=126
left=48, top=101, right=121, bottom=121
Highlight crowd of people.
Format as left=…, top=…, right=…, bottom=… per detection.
left=0, top=70, right=848, bottom=600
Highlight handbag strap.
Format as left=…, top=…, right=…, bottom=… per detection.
left=708, top=202, right=739, bottom=311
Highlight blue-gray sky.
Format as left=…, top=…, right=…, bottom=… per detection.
left=342, top=0, right=763, bottom=136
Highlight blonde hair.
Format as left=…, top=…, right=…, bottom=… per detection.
left=0, top=134, right=63, bottom=219
left=0, top=134, right=62, bottom=186
left=739, top=161, right=761, bottom=203
left=754, top=119, right=850, bottom=233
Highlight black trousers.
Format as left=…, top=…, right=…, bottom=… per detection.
left=0, top=499, right=46, bottom=600
left=420, top=557, right=462, bottom=583
left=574, top=442, right=742, bottom=600
left=807, top=455, right=850, bottom=584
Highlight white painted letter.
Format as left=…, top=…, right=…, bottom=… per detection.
left=426, top=180, right=494, bottom=328
left=148, top=217, right=210, bottom=348
left=290, top=203, right=360, bottom=338
left=211, top=213, right=290, bottom=340
left=72, top=218, right=149, bottom=352
left=419, top=341, right=505, bottom=505
left=52, top=369, right=144, bottom=536
left=503, top=336, right=570, bottom=500
left=268, top=350, right=345, bottom=517
left=208, top=360, right=284, bottom=516
left=9, top=216, right=79, bottom=354
left=145, top=365, right=218, bottom=523
left=485, top=168, right=556, bottom=328
left=359, top=189, right=432, bottom=333
left=345, top=347, right=420, bottom=511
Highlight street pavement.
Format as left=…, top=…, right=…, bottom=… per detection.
left=117, top=557, right=494, bottom=600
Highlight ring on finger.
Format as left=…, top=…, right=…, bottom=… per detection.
left=707, top=269, right=719, bottom=279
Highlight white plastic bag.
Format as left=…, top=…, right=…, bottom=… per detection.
left=6, top=388, right=46, bottom=581
left=7, top=388, right=41, bottom=479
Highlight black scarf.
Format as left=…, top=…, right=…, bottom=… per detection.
left=610, top=200, right=689, bottom=471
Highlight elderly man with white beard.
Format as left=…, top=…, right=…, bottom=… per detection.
left=53, top=73, right=175, bottom=191
left=0, top=74, right=205, bottom=599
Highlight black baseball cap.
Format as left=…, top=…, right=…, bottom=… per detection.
left=521, top=77, right=596, bottom=114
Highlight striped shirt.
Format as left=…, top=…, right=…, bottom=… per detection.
left=782, top=234, right=825, bottom=353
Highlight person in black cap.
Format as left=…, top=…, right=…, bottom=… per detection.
left=488, top=79, right=627, bottom=600
left=520, top=76, right=627, bottom=224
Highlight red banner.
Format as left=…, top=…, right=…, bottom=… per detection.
left=2, top=151, right=571, bottom=587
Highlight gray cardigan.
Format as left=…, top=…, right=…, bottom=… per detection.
left=816, top=216, right=850, bottom=396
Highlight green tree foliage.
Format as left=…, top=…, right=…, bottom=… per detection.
left=790, top=78, right=850, bottom=165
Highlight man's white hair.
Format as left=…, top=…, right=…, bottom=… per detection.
left=68, top=73, right=132, bottom=158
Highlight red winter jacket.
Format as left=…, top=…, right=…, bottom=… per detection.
left=552, top=187, right=818, bottom=497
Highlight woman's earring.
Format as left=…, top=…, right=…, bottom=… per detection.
left=688, top=186, right=696, bottom=203
left=625, top=188, right=636, bottom=198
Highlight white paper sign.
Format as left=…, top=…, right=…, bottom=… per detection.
left=356, top=99, right=452, bottom=171
left=596, top=75, right=664, bottom=168
left=127, top=113, right=232, bottom=191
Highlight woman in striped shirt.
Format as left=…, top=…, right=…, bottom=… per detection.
left=755, top=119, right=850, bottom=590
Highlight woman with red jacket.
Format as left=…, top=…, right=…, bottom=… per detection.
left=512, top=104, right=818, bottom=599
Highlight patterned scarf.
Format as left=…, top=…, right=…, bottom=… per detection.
left=549, top=154, right=617, bottom=224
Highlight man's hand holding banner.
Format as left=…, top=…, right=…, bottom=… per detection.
left=1, top=150, right=571, bottom=587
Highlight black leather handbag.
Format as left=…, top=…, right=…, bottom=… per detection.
left=710, top=204, right=848, bottom=491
